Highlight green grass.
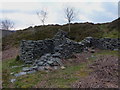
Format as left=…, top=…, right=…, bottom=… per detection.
left=15, top=63, right=90, bottom=88
left=0, top=60, right=2, bottom=84
left=0, top=61, right=2, bottom=72
left=2, top=49, right=118, bottom=88
left=102, top=30, right=118, bottom=38
left=2, top=58, right=91, bottom=88
left=93, top=50, right=119, bottom=57
left=2, top=58, right=25, bottom=88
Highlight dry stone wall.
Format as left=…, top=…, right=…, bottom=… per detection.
left=20, top=39, right=54, bottom=64
left=20, top=30, right=119, bottom=64
left=81, top=37, right=119, bottom=50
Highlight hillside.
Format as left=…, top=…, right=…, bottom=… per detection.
left=2, top=18, right=119, bottom=50
left=2, top=18, right=119, bottom=88
left=2, top=30, right=15, bottom=38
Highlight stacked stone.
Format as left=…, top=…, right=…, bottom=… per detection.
left=90, top=38, right=120, bottom=50
left=20, top=39, right=54, bottom=64
left=81, top=37, right=93, bottom=47
left=20, top=30, right=120, bottom=65
left=33, top=39, right=54, bottom=59
left=53, top=30, right=68, bottom=46
left=20, top=40, right=35, bottom=64
left=43, top=39, right=54, bottom=53
left=54, top=38, right=83, bottom=58
left=53, top=30, right=83, bottom=58
left=80, top=37, right=120, bottom=50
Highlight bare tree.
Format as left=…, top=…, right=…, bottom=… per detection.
left=0, top=19, right=14, bottom=30
left=36, top=9, right=48, bottom=26
left=64, top=7, right=76, bottom=32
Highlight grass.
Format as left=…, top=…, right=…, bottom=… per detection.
left=15, top=63, right=90, bottom=88
left=0, top=60, right=2, bottom=86
left=102, top=30, right=118, bottom=38
left=93, top=50, right=119, bottom=57
left=2, top=58, right=91, bottom=88
left=2, top=49, right=118, bottom=88
left=2, top=58, right=25, bottom=88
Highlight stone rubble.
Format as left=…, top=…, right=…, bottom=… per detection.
left=11, top=65, right=25, bottom=68
left=14, top=72, right=27, bottom=77
left=20, top=53, right=63, bottom=73
left=10, top=79, right=16, bottom=83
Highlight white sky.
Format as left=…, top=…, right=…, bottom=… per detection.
left=0, top=0, right=119, bottom=30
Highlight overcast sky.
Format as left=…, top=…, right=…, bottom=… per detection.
left=0, top=0, right=119, bottom=30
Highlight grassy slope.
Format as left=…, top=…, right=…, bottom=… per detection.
left=2, top=18, right=119, bottom=50
left=2, top=50, right=118, bottom=88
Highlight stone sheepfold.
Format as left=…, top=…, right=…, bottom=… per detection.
left=19, top=30, right=119, bottom=72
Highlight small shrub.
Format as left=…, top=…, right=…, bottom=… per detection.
left=16, top=55, right=20, bottom=61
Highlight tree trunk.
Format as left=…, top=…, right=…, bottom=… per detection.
left=42, top=21, right=44, bottom=26
left=68, top=23, right=70, bottom=32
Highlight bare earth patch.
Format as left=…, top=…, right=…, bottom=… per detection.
left=2, top=48, right=19, bottom=60
left=72, top=55, right=118, bottom=88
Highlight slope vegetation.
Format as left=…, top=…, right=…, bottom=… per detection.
left=2, top=18, right=119, bottom=50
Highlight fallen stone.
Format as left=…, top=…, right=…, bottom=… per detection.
left=37, top=66, right=45, bottom=71
left=14, top=72, right=27, bottom=77
left=54, top=66, right=58, bottom=70
left=44, top=66, right=53, bottom=70
left=90, top=50, right=95, bottom=53
left=10, top=79, right=16, bottom=83
left=10, top=72, right=14, bottom=75
left=27, top=70, right=36, bottom=74
left=22, top=67, right=31, bottom=72
left=61, top=66, right=65, bottom=69
left=11, top=66, right=19, bottom=68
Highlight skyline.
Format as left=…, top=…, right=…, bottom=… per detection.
left=0, top=1, right=119, bottom=30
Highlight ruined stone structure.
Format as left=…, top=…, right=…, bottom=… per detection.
left=20, top=39, right=54, bottom=64
left=20, top=30, right=119, bottom=65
